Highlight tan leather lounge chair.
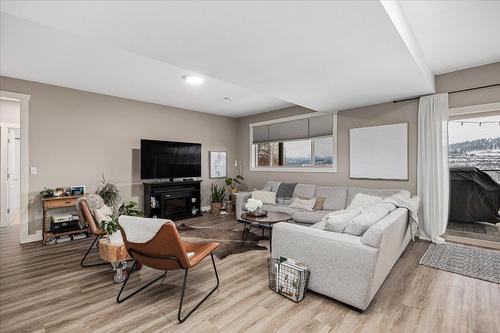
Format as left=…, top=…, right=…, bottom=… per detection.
left=79, top=199, right=108, bottom=267
left=117, top=215, right=220, bottom=323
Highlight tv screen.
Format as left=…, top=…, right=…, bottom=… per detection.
left=141, top=140, right=201, bottom=179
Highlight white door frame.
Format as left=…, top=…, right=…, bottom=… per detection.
left=0, top=91, right=36, bottom=243
left=0, top=121, right=20, bottom=227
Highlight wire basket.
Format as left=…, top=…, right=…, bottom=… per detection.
left=267, top=257, right=310, bottom=303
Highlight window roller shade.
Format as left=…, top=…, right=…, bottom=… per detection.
left=269, top=119, right=309, bottom=141
left=252, top=125, right=269, bottom=144
left=252, top=114, right=333, bottom=143
left=309, top=114, right=333, bottom=137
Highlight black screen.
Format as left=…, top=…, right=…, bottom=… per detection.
left=141, top=140, right=201, bottom=179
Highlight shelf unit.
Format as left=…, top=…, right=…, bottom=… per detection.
left=41, top=195, right=88, bottom=245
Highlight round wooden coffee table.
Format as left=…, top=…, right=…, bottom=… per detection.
left=240, top=211, right=292, bottom=252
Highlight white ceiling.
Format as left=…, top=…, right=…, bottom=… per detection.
left=399, top=1, right=500, bottom=74
left=0, top=1, right=498, bottom=117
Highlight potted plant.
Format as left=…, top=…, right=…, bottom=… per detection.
left=225, top=175, right=244, bottom=194
left=210, top=184, right=226, bottom=216
left=118, top=201, right=143, bottom=217
left=99, top=215, right=122, bottom=244
left=96, top=175, right=120, bottom=208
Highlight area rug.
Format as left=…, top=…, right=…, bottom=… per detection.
left=420, top=243, right=500, bottom=284
left=177, top=222, right=268, bottom=260
left=447, top=221, right=500, bottom=235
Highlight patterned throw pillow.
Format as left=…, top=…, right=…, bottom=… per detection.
left=251, top=190, right=277, bottom=204
left=288, top=197, right=317, bottom=212
left=313, top=197, right=326, bottom=210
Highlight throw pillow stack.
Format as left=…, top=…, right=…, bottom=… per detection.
left=323, top=193, right=394, bottom=236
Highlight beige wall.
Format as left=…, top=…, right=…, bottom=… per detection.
left=237, top=61, right=500, bottom=195
left=237, top=102, right=419, bottom=194
left=436, top=61, right=500, bottom=108
left=1, top=61, right=499, bottom=235
left=0, top=77, right=238, bottom=234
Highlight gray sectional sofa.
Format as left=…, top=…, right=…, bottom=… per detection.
left=235, top=181, right=420, bottom=311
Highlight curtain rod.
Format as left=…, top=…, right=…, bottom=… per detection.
left=392, top=83, right=500, bottom=103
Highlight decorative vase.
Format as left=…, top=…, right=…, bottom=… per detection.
left=109, top=231, right=123, bottom=244
left=211, top=202, right=223, bottom=216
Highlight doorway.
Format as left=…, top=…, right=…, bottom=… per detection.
left=1, top=99, right=21, bottom=227
left=445, top=105, right=500, bottom=249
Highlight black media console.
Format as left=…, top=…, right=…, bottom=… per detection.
left=143, top=180, right=203, bottom=220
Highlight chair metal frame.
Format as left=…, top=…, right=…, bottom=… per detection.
left=116, top=248, right=219, bottom=324
left=80, top=234, right=108, bottom=267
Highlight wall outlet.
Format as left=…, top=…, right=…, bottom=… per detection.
left=30, top=166, right=37, bottom=175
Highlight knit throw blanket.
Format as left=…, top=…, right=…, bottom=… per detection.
left=76, top=194, right=105, bottom=228
left=383, top=192, right=419, bottom=241
left=276, top=182, right=297, bottom=199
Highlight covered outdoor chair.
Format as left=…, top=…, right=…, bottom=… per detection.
left=117, top=215, right=220, bottom=323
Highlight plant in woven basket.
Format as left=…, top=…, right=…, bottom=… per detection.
left=95, top=175, right=120, bottom=208
left=210, top=184, right=226, bottom=216
left=118, top=200, right=143, bottom=217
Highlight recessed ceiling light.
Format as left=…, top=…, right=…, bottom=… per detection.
left=182, top=75, right=204, bottom=85
left=224, top=97, right=232, bottom=101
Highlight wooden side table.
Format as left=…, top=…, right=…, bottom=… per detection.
left=98, top=238, right=132, bottom=283
left=41, top=195, right=87, bottom=245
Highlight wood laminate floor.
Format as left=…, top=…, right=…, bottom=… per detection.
left=0, top=216, right=499, bottom=333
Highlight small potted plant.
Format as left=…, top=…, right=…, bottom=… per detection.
left=210, top=184, right=226, bottom=216
left=225, top=175, right=244, bottom=194
left=100, top=215, right=122, bottom=244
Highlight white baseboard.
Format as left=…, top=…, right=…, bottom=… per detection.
left=20, top=230, right=42, bottom=244
left=201, top=205, right=211, bottom=212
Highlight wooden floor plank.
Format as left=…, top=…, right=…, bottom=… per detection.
left=1, top=215, right=499, bottom=333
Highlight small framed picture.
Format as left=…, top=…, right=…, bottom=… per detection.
left=209, top=151, right=227, bottom=179
left=70, top=185, right=86, bottom=196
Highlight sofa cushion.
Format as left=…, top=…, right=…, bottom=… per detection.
left=346, top=187, right=410, bottom=207
left=346, top=193, right=382, bottom=210
left=344, top=204, right=391, bottom=236
left=324, top=209, right=363, bottom=233
left=263, top=204, right=304, bottom=216
left=293, top=184, right=316, bottom=199
left=316, top=186, right=347, bottom=211
left=251, top=190, right=276, bottom=204
left=263, top=181, right=281, bottom=192
left=293, top=210, right=332, bottom=224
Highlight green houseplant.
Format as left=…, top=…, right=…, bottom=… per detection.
left=118, top=201, right=143, bottom=217
left=224, top=175, right=244, bottom=194
left=210, top=184, right=226, bottom=216
left=99, top=215, right=122, bottom=244
left=95, top=175, right=120, bottom=208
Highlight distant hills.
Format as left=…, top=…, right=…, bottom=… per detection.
left=449, top=137, right=500, bottom=154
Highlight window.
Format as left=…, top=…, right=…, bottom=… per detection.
left=284, top=140, right=311, bottom=166
left=250, top=113, right=337, bottom=172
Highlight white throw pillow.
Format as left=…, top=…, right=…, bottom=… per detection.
left=323, top=209, right=362, bottom=233
left=94, top=205, right=113, bottom=224
left=346, top=193, right=382, bottom=210
left=252, top=190, right=276, bottom=204
left=344, top=204, right=391, bottom=236
left=288, top=197, right=317, bottom=212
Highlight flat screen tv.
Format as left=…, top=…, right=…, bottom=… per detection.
left=141, top=139, right=201, bottom=179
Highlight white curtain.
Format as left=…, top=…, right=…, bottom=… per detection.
left=417, top=93, right=449, bottom=244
